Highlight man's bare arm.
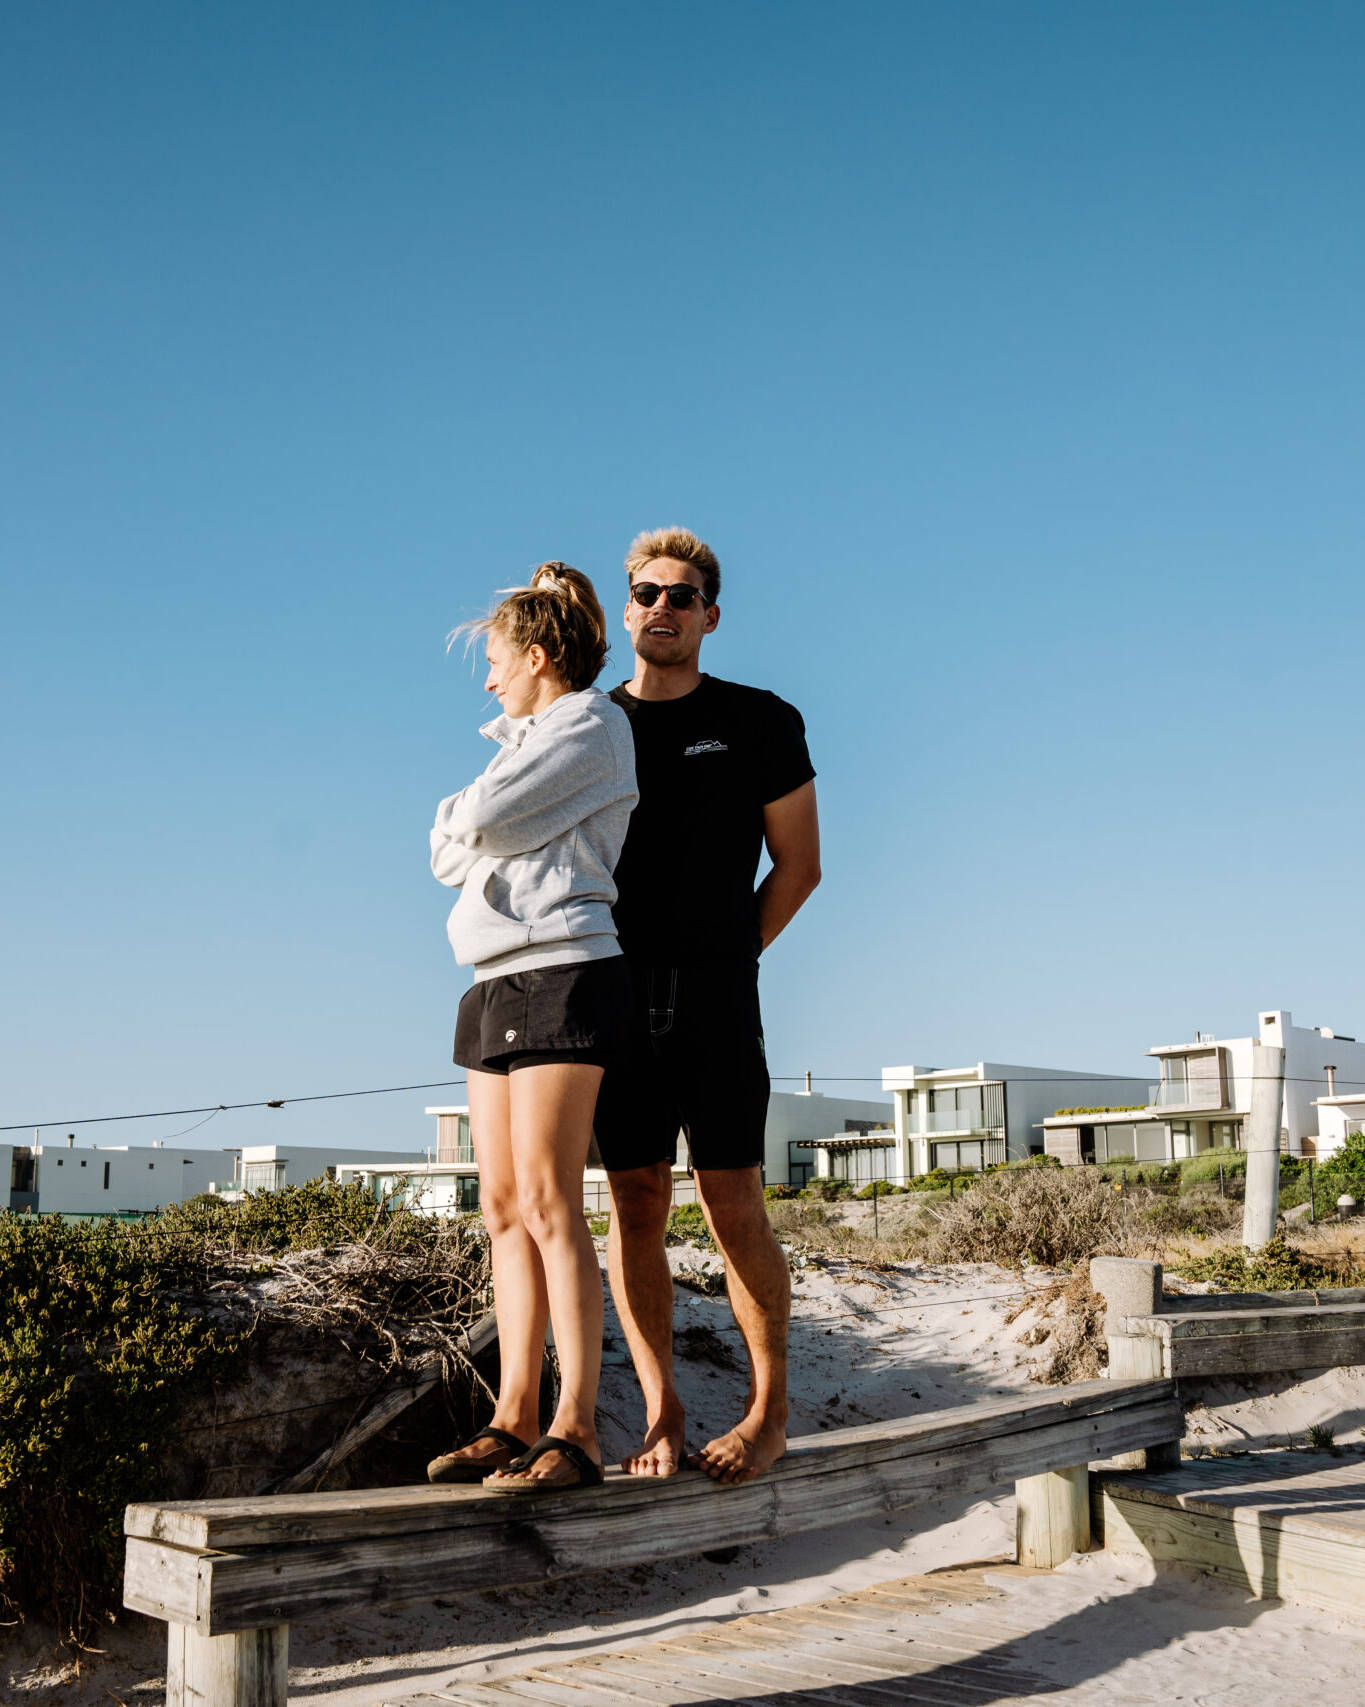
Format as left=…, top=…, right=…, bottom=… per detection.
left=757, top=780, right=821, bottom=951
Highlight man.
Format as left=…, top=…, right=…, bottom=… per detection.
left=593, top=526, right=821, bottom=1485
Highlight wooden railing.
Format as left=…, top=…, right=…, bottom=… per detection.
left=125, top=1376, right=1180, bottom=1707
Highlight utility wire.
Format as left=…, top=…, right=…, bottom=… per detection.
left=5, top=1071, right=1361, bottom=1137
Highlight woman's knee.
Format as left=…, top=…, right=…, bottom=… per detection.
left=515, top=1182, right=579, bottom=1245
left=481, top=1184, right=525, bottom=1238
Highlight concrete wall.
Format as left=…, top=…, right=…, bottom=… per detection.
left=992, top=1063, right=1151, bottom=1160
left=27, top=1144, right=228, bottom=1214
left=1263, top=1010, right=1365, bottom=1154
left=762, top=1090, right=894, bottom=1184
left=237, top=1144, right=428, bottom=1190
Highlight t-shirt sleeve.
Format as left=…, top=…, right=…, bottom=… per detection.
left=757, top=693, right=816, bottom=806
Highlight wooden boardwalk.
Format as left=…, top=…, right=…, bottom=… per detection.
left=382, top=1563, right=1078, bottom=1706
left=1096, top=1448, right=1365, bottom=1620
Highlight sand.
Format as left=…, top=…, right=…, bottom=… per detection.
left=9, top=1245, right=1365, bottom=1705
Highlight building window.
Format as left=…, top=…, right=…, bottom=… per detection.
left=103, top=1162, right=110, bottom=1190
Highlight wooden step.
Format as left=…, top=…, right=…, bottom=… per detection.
left=1118, top=1302, right=1365, bottom=1377
left=1094, top=1449, right=1365, bottom=1620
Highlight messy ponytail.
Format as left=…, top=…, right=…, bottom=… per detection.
left=452, top=562, right=609, bottom=691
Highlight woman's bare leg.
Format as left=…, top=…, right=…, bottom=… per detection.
left=487, top=1061, right=604, bottom=1482
left=446, top=1069, right=546, bottom=1466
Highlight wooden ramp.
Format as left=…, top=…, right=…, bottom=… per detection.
left=1096, top=1449, right=1365, bottom=1620
left=381, top=1563, right=1080, bottom=1707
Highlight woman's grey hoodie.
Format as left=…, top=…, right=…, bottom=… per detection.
left=430, top=687, right=638, bottom=980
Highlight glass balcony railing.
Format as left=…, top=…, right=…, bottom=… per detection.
left=1146, top=1081, right=1222, bottom=1108
left=908, top=1109, right=994, bottom=1135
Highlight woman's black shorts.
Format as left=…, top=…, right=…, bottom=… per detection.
left=453, top=957, right=631, bottom=1075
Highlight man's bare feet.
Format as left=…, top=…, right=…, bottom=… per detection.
left=690, top=1409, right=787, bottom=1485
left=621, top=1408, right=687, bottom=1476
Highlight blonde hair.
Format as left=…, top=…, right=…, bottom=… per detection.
left=624, top=526, right=721, bottom=607
left=453, top=562, right=609, bottom=691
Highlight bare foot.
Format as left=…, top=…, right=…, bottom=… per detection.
left=690, top=1409, right=787, bottom=1486
left=621, top=1410, right=686, bottom=1477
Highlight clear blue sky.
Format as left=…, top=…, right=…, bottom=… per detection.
left=5, top=2, right=1364, bottom=1152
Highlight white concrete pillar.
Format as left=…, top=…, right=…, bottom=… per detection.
left=1242, top=1042, right=1285, bottom=1251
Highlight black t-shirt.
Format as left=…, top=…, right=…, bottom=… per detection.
left=608, top=675, right=816, bottom=964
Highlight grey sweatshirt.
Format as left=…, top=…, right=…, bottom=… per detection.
left=430, top=687, right=638, bottom=980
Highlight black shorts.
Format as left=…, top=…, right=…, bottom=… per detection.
left=453, top=957, right=631, bottom=1076
left=592, top=960, right=769, bottom=1172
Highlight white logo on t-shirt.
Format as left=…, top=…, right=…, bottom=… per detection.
left=505, top=1029, right=517, bottom=1042
left=683, top=739, right=728, bottom=756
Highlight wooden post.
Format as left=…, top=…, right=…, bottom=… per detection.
left=1090, top=1257, right=1179, bottom=1470
left=166, top=1623, right=288, bottom=1707
left=1243, top=1043, right=1285, bottom=1251
left=1015, top=1465, right=1090, bottom=1568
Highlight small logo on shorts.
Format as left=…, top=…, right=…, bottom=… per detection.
left=505, top=1028, right=517, bottom=1042
left=683, top=739, right=728, bottom=756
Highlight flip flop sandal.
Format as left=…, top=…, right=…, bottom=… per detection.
left=482, top=1434, right=605, bottom=1493
left=426, top=1426, right=532, bottom=1485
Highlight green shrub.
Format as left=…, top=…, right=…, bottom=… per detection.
left=922, top=1165, right=1151, bottom=1268
left=1176, top=1148, right=1246, bottom=1185
left=0, top=1181, right=474, bottom=1640
left=802, top=1178, right=853, bottom=1201
left=1170, top=1235, right=1363, bottom=1291
left=0, top=1215, right=247, bottom=1639
left=1051, top=1105, right=1144, bottom=1117
left=665, top=1201, right=711, bottom=1245
left=763, top=1184, right=798, bottom=1201
left=854, top=1180, right=905, bottom=1199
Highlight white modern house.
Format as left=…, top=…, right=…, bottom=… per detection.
left=1041, top=1010, right=1365, bottom=1164
left=368, top=1091, right=898, bottom=1218
left=1308, top=1093, right=1365, bottom=1162
left=878, top=1061, right=1151, bottom=1182
left=7, top=1138, right=232, bottom=1217
left=233, top=1143, right=428, bottom=1193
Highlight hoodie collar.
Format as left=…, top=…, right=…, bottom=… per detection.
left=479, top=686, right=595, bottom=747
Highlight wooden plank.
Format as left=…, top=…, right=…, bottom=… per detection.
left=699, top=1621, right=1040, bottom=1691
left=166, top=1621, right=287, bottom=1707
left=1097, top=1461, right=1365, bottom=1543
left=1016, top=1465, right=1090, bottom=1568
left=658, top=1633, right=1011, bottom=1707
left=125, top=1378, right=1172, bottom=1549
left=1152, top=1302, right=1365, bottom=1338
left=1096, top=1483, right=1365, bottom=1621
left=629, top=1641, right=909, bottom=1706
left=1167, top=1327, right=1365, bottom=1376
left=186, top=1394, right=1182, bottom=1632
left=123, top=1537, right=208, bottom=1626
left=1161, top=1287, right=1365, bottom=1312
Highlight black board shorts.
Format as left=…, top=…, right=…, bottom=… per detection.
left=453, top=957, right=631, bottom=1076
left=592, top=959, right=769, bottom=1172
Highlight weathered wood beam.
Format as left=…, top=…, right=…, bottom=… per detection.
left=126, top=1387, right=1181, bottom=1634
left=166, top=1621, right=287, bottom=1707
left=1016, top=1465, right=1090, bottom=1568
left=127, top=1377, right=1172, bottom=1551
left=1120, top=1305, right=1365, bottom=1378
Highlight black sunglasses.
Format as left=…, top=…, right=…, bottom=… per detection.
left=630, top=581, right=711, bottom=611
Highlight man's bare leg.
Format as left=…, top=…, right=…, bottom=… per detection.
left=692, top=1166, right=788, bottom=1484
left=606, top=1162, right=686, bottom=1475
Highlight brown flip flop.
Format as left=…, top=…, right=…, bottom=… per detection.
left=482, top=1434, right=604, bottom=1493
left=427, top=1425, right=531, bottom=1484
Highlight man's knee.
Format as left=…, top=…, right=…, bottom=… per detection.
left=695, top=1167, right=768, bottom=1241
left=608, top=1164, right=674, bottom=1237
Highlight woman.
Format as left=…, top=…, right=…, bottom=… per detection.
left=427, top=563, right=636, bottom=1492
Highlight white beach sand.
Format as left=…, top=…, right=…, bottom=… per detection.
left=10, top=1245, right=1365, bottom=1705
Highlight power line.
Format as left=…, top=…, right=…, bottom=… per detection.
left=0, top=1079, right=468, bottom=1135
left=5, top=1070, right=1362, bottom=1138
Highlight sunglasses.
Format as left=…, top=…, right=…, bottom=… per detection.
left=629, top=581, right=711, bottom=611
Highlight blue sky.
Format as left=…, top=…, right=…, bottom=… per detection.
left=4, top=2, right=1364, bottom=1152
